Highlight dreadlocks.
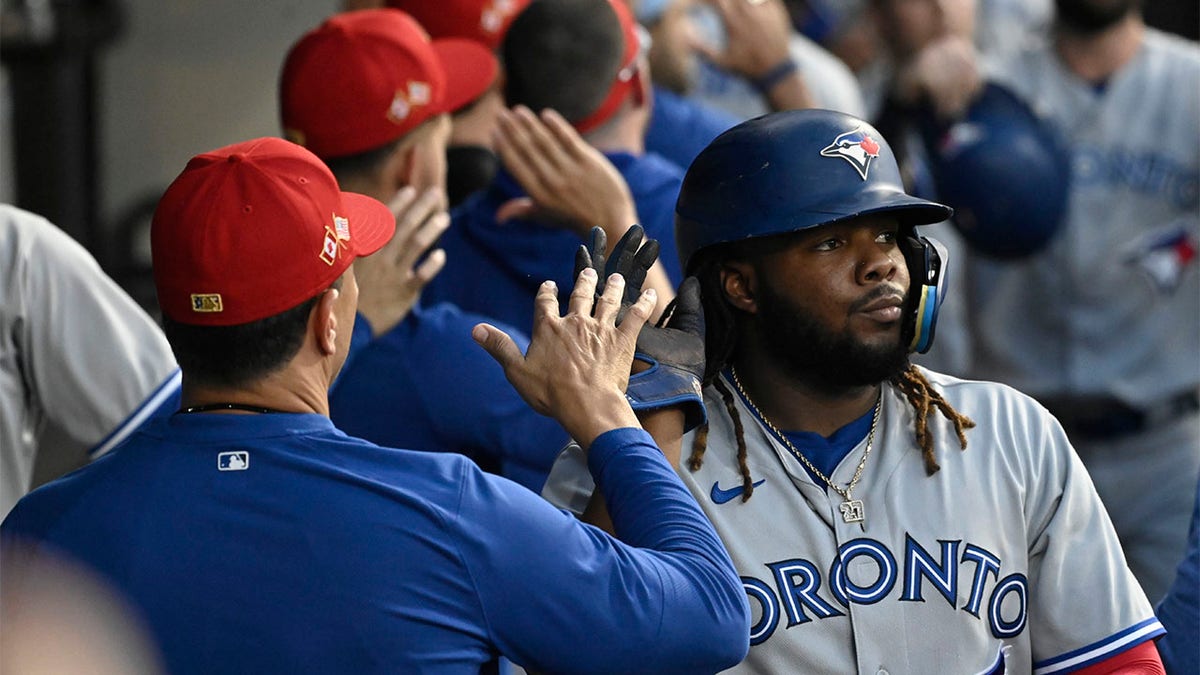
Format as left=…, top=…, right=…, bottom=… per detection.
left=890, top=365, right=976, bottom=474
left=685, top=246, right=975, bottom=502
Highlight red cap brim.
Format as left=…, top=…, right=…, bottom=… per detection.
left=341, top=191, right=396, bottom=258
left=432, top=38, right=499, bottom=114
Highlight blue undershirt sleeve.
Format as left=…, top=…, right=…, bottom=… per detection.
left=453, top=428, right=749, bottom=674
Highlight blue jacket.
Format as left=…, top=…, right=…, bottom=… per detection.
left=646, top=86, right=740, bottom=172
left=2, top=416, right=750, bottom=674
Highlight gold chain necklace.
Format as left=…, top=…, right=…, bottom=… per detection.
left=730, top=367, right=881, bottom=525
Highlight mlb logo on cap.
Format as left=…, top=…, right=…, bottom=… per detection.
left=191, top=294, right=223, bottom=313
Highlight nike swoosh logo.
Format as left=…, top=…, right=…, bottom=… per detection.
left=710, top=479, right=766, bottom=505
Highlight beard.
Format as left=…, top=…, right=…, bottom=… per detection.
left=752, top=280, right=910, bottom=392
left=1055, top=0, right=1140, bottom=34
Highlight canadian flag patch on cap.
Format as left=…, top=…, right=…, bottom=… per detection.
left=319, top=230, right=339, bottom=265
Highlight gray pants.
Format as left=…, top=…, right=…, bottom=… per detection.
left=1074, top=410, right=1200, bottom=602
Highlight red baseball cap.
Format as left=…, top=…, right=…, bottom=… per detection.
left=386, top=0, right=530, bottom=50
left=152, top=137, right=396, bottom=326
left=279, top=8, right=498, bottom=160
left=574, top=0, right=642, bottom=134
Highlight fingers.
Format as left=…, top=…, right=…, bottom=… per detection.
left=388, top=187, right=447, bottom=264
left=573, top=244, right=593, bottom=284
left=588, top=227, right=608, bottom=289
left=412, top=248, right=446, bottom=285
left=626, top=237, right=659, bottom=303
left=395, top=211, right=450, bottom=270
left=496, top=106, right=570, bottom=194
left=620, top=288, right=658, bottom=340
left=606, top=224, right=644, bottom=279
left=670, top=276, right=706, bottom=336
left=494, top=110, right=548, bottom=197
left=594, top=273, right=625, bottom=325
left=567, top=268, right=598, bottom=317
left=495, top=196, right=536, bottom=223
left=539, top=108, right=594, bottom=163
left=472, top=323, right=526, bottom=374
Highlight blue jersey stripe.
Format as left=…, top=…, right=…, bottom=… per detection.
left=1033, top=617, right=1166, bottom=674
left=88, top=368, right=182, bottom=459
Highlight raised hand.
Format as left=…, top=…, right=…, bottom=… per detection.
left=354, top=186, right=449, bottom=337
left=472, top=268, right=658, bottom=449
left=694, top=0, right=792, bottom=81
left=897, top=34, right=982, bottom=120
left=573, top=225, right=661, bottom=314
left=493, top=105, right=639, bottom=239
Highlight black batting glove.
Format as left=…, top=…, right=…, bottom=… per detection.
left=573, top=225, right=660, bottom=315
left=627, top=276, right=708, bottom=433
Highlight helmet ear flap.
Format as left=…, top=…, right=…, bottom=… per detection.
left=901, top=233, right=949, bottom=354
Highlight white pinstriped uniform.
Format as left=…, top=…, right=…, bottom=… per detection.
left=545, top=367, right=1162, bottom=673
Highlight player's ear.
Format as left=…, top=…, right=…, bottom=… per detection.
left=720, top=261, right=758, bottom=314
left=312, top=287, right=340, bottom=357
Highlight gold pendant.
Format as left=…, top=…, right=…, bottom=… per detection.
left=840, top=499, right=865, bottom=524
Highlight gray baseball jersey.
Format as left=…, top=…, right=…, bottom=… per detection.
left=970, top=29, right=1199, bottom=404
left=544, top=368, right=1161, bottom=673
left=958, top=28, right=1200, bottom=601
left=0, top=204, right=179, bottom=517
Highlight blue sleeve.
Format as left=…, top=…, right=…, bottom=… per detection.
left=454, top=428, right=749, bottom=674
left=1155, top=477, right=1199, bottom=675
left=411, top=307, right=570, bottom=491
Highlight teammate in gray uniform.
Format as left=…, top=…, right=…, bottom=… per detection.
left=546, top=109, right=1165, bottom=673
left=0, top=204, right=180, bottom=518
left=963, top=0, right=1200, bottom=601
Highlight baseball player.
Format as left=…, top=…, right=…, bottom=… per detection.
left=961, top=0, right=1200, bottom=601
left=384, top=0, right=531, bottom=208
left=281, top=9, right=582, bottom=490
left=0, top=204, right=180, bottom=519
left=1, top=136, right=751, bottom=673
left=424, top=0, right=682, bottom=334
left=546, top=110, right=1165, bottom=672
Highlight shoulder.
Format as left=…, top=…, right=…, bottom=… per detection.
left=612, top=152, right=684, bottom=194
left=0, top=204, right=93, bottom=269
left=1142, top=27, right=1200, bottom=59
left=915, top=366, right=1060, bottom=419
left=906, top=367, right=1065, bottom=447
left=905, top=368, right=1083, bottom=481
left=1140, top=27, right=1200, bottom=75
left=914, top=366, right=1048, bottom=412
left=984, top=35, right=1056, bottom=88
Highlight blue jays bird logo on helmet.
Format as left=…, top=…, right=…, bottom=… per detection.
left=820, top=127, right=881, bottom=180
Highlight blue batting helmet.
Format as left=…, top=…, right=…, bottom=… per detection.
left=674, top=109, right=955, bottom=353
left=922, top=83, right=1070, bottom=259
left=675, top=109, right=952, bottom=273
